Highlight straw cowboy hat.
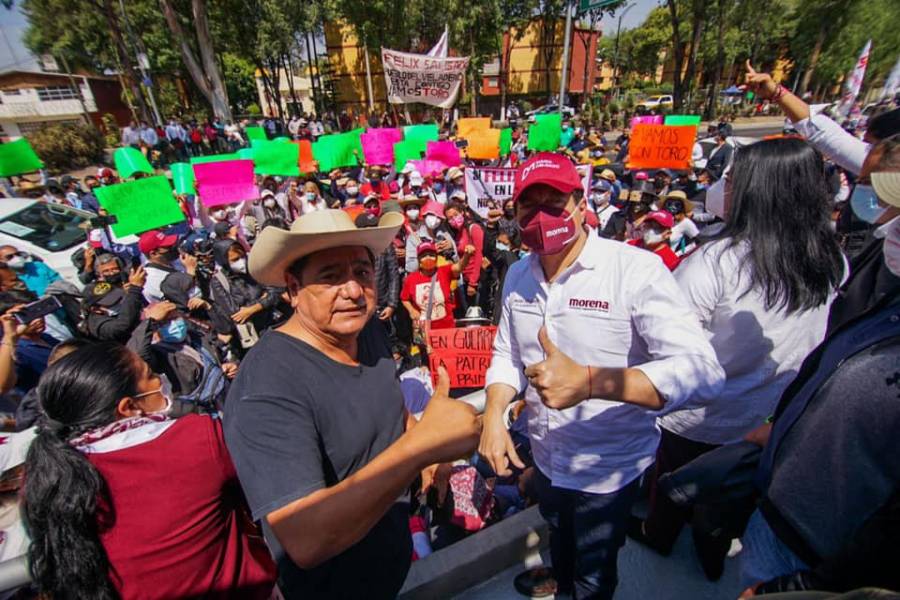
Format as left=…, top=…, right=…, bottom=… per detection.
left=663, top=189, right=694, bottom=215
left=249, top=209, right=404, bottom=286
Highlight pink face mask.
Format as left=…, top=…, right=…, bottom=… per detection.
left=449, top=215, right=465, bottom=229
left=519, top=205, right=578, bottom=255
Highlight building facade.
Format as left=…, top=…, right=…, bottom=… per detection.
left=254, top=67, right=315, bottom=117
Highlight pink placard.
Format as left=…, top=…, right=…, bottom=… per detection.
left=630, top=115, right=664, bottom=128
left=193, top=159, right=259, bottom=207
left=425, top=140, right=461, bottom=168
left=410, top=159, right=449, bottom=177
left=361, top=128, right=402, bottom=165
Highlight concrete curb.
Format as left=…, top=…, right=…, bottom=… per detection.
left=399, top=505, right=548, bottom=600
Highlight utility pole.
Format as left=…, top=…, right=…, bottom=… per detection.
left=611, top=2, right=635, bottom=102
left=363, top=44, right=375, bottom=114
left=558, top=0, right=574, bottom=113
left=118, top=0, right=162, bottom=125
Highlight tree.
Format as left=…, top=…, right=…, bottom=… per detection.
left=159, top=0, right=232, bottom=120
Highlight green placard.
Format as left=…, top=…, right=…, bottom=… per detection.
left=170, top=162, right=195, bottom=195
left=113, top=147, right=153, bottom=179
left=237, top=147, right=255, bottom=160
left=527, top=113, right=562, bottom=151
left=245, top=126, right=267, bottom=141
left=664, top=115, right=702, bottom=126
left=403, top=124, right=439, bottom=155
left=0, top=139, right=43, bottom=177
left=190, top=153, right=239, bottom=165
left=252, top=140, right=300, bottom=176
left=393, top=140, right=423, bottom=171
left=311, top=133, right=360, bottom=172
left=499, top=128, right=513, bottom=156
left=95, top=176, right=186, bottom=237
left=273, top=136, right=291, bottom=143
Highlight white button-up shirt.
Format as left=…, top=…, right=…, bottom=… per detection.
left=486, top=233, right=725, bottom=494
left=792, top=113, right=870, bottom=175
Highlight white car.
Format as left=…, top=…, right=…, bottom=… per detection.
left=0, top=198, right=93, bottom=285
left=636, top=95, right=674, bottom=113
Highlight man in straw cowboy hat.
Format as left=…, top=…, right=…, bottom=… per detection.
left=222, top=209, right=480, bottom=599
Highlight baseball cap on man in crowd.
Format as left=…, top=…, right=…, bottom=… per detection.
left=512, top=152, right=583, bottom=204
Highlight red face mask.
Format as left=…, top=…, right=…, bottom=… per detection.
left=519, top=205, right=577, bottom=255
left=366, top=204, right=382, bottom=218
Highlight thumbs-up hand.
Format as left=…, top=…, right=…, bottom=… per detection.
left=411, top=367, right=482, bottom=465
left=524, top=326, right=591, bottom=410
left=744, top=60, right=778, bottom=100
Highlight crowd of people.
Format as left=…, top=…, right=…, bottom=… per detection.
left=0, top=63, right=897, bottom=600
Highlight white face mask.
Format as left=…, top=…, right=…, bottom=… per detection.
left=229, top=258, right=247, bottom=274
left=133, top=374, right=173, bottom=417
left=263, top=198, right=277, bottom=209
left=884, top=217, right=900, bottom=278
left=4, top=255, right=26, bottom=270
left=642, top=228, right=665, bottom=246
left=346, top=186, right=359, bottom=196
left=705, top=172, right=728, bottom=220
left=212, top=209, right=227, bottom=221
left=425, top=215, right=441, bottom=230
left=406, top=208, right=420, bottom=220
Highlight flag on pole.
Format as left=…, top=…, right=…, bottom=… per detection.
left=837, top=40, right=872, bottom=117
left=882, top=55, right=900, bottom=102
left=427, top=26, right=449, bottom=58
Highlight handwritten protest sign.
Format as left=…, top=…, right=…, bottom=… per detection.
left=193, top=159, right=258, bottom=207
left=464, top=167, right=516, bottom=217
left=382, top=48, right=469, bottom=108
left=113, top=147, right=153, bottom=179
left=664, top=114, right=702, bottom=126
left=626, top=124, right=698, bottom=170
left=170, top=163, right=196, bottom=195
left=245, top=126, right=267, bottom=141
left=0, top=138, right=43, bottom=177
left=296, top=139, right=316, bottom=173
left=403, top=124, right=440, bottom=155
left=252, top=140, right=300, bottom=176
left=630, top=115, right=664, bottom=127
left=190, top=153, right=239, bottom=164
left=311, top=133, right=359, bottom=172
left=237, top=147, right=255, bottom=160
left=360, top=128, right=401, bottom=165
left=457, top=117, right=492, bottom=139
left=428, top=326, right=498, bottom=388
left=409, top=159, right=447, bottom=177
left=527, top=113, right=562, bottom=151
left=425, top=140, right=461, bottom=168
left=465, top=128, right=501, bottom=160
left=95, top=176, right=185, bottom=237
left=393, top=139, right=424, bottom=171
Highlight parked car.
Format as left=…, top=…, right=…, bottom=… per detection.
left=525, top=102, right=577, bottom=119
left=635, top=95, right=674, bottom=114
left=0, top=198, right=92, bottom=285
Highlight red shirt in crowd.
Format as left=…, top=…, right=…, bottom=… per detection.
left=401, top=264, right=457, bottom=329
left=627, top=239, right=681, bottom=271
left=453, top=223, right=484, bottom=289
left=85, top=414, right=276, bottom=599
left=360, top=180, right=392, bottom=201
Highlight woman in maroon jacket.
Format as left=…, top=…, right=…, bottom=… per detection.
left=22, top=342, right=276, bottom=600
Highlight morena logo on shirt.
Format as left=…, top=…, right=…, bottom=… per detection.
left=568, top=297, right=610, bottom=312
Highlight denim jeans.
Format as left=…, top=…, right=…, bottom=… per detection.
left=534, top=468, right=641, bottom=600
left=740, top=509, right=809, bottom=589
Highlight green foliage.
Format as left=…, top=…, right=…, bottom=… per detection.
left=247, top=103, right=262, bottom=116
left=100, top=114, right=120, bottom=148
left=28, top=122, right=106, bottom=172
left=221, top=53, right=259, bottom=113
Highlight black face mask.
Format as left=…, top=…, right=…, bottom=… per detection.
left=503, top=207, right=515, bottom=218
left=159, top=247, right=179, bottom=262
left=664, top=200, right=684, bottom=216
left=102, top=271, right=127, bottom=285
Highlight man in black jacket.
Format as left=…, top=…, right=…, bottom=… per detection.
left=705, top=131, right=733, bottom=181
left=80, top=253, right=146, bottom=342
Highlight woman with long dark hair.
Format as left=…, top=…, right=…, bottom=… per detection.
left=632, top=138, right=846, bottom=576
left=23, top=342, right=275, bottom=599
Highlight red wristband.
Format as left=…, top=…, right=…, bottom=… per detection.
left=587, top=365, right=593, bottom=399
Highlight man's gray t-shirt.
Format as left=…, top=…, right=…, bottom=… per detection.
left=223, top=321, right=411, bottom=599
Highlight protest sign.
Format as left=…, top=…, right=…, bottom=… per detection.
left=360, top=128, right=401, bottom=165
left=273, top=136, right=291, bottom=143
left=170, top=163, right=196, bottom=195
left=560, top=127, right=575, bottom=148
left=630, top=115, right=664, bottom=127
left=296, top=139, right=316, bottom=174
left=190, top=153, right=239, bottom=164
left=409, top=159, right=447, bottom=177
left=237, top=147, right=255, bottom=160
left=311, top=133, right=359, bottom=172
left=95, top=176, right=185, bottom=237
left=626, top=124, right=698, bottom=170
left=394, top=140, right=424, bottom=171
left=113, top=147, right=153, bottom=179
left=252, top=140, right=300, bottom=176
left=527, top=113, right=562, bottom=151
left=465, top=128, right=501, bottom=160
left=193, top=159, right=258, bottom=207
left=664, top=114, right=702, bottom=126
left=0, top=138, right=43, bottom=177
left=464, top=167, right=516, bottom=217
left=499, top=128, right=513, bottom=156
left=425, top=140, right=461, bottom=168
left=457, top=117, right=492, bottom=139
left=245, top=126, right=267, bottom=141
left=403, top=124, right=440, bottom=155
left=382, top=48, right=469, bottom=108
left=428, top=326, right=498, bottom=388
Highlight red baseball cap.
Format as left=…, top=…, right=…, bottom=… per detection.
left=417, top=240, right=437, bottom=255
left=138, top=230, right=178, bottom=255
left=512, top=152, right=583, bottom=204
left=644, top=210, right=675, bottom=229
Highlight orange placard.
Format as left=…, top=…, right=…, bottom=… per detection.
left=457, top=117, right=492, bottom=139
left=625, top=124, right=698, bottom=170
left=465, top=128, right=501, bottom=160
left=428, top=326, right=497, bottom=388
left=295, top=140, right=316, bottom=174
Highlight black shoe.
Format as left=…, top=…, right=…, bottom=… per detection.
left=693, top=527, right=730, bottom=582
left=626, top=515, right=673, bottom=556
left=513, top=566, right=571, bottom=598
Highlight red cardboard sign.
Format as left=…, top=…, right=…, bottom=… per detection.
left=428, top=326, right=497, bottom=388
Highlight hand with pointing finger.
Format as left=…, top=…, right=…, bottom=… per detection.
left=524, top=326, right=591, bottom=410
left=744, top=60, right=778, bottom=101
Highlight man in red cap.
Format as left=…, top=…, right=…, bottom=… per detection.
left=627, top=210, right=682, bottom=271
left=478, top=152, right=724, bottom=599
left=138, top=229, right=182, bottom=303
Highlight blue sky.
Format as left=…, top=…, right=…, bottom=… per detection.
left=598, top=0, right=659, bottom=33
